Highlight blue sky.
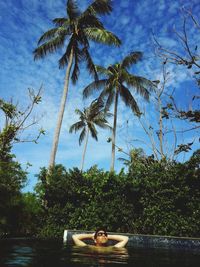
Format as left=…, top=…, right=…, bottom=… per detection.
left=0, top=0, right=199, bottom=192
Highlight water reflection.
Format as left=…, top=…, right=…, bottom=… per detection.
left=0, top=239, right=200, bottom=267
left=70, top=245, right=129, bottom=266
left=4, top=244, right=35, bottom=266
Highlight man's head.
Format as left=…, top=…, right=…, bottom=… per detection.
left=94, top=228, right=108, bottom=246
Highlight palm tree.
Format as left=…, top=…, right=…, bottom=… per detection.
left=69, top=99, right=111, bottom=171
left=83, top=51, right=155, bottom=171
left=33, top=0, right=121, bottom=170
left=118, top=148, right=146, bottom=168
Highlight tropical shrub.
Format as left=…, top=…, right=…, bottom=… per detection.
left=0, top=160, right=27, bottom=236
left=35, top=150, right=200, bottom=238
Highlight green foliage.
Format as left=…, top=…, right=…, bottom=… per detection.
left=83, top=52, right=155, bottom=171
left=35, top=151, right=200, bottom=238
left=19, top=193, right=43, bottom=235
left=69, top=99, right=111, bottom=145
left=0, top=92, right=43, bottom=237
left=0, top=90, right=44, bottom=157
left=128, top=151, right=200, bottom=237
left=0, top=125, right=17, bottom=162
left=0, top=160, right=27, bottom=236
left=34, top=0, right=120, bottom=83
left=83, top=52, right=154, bottom=113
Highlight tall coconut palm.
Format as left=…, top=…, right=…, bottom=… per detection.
left=33, top=0, right=121, bottom=170
left=69, top=99, right=111, bottom=171
left=83, top=51, right=155, bottom=171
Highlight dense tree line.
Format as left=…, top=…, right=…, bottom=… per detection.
left=1, top=149, right=199, bottom=237
left=32, top=149, right=200, bottom=238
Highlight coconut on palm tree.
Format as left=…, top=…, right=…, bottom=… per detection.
left=83, top=51, right=155, bottom=171
left=33, top=0, right=121, bottom=170
left=69, top=99, right=111, bottom=171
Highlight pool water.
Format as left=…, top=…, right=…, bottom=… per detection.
left=0, top=239, right=199, bottom=267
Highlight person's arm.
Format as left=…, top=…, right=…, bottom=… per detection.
left=108, top=234, right=129, bottom=248
left=72, top=233, right=94, bottom=247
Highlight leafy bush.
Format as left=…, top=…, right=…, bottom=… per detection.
left=35, top=150, right=200, bottom=238
left=0, top=160, right=27, bottom=236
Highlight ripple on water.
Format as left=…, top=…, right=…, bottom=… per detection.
left=1, top=239, right=200, bottom=267
left=69, top=245, right=129, bottom=265
left=5, top=245, right=35, bottom=266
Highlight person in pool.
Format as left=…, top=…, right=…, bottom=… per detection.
left=72, top=228, right=129, bottom=248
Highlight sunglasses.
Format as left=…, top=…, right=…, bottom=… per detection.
left=97, top=232, right=107, bottom=237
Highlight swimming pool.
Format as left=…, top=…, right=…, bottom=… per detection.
left=0, top=238, right=200, bottom=267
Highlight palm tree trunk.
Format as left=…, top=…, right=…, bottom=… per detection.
left=48, top=48, right=74, bottom=170
left=80, top=127, right=89, bottom=172
left=110, top=90, right=119, bottom=172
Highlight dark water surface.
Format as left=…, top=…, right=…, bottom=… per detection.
left=0, top=239, right=199, bottom=267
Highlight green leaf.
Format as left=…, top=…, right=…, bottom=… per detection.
left=121, top=51, right=143, bottom=69
left=84, top=28, right=121, bottom=46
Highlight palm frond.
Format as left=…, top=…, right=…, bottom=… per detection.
left=75, top=108, right=84, bottom=117
left=87, top=107, right=100, bottom=121
left=79, top=127, right=86, bottom=145
left=103, top=110, right=113, bottom=118
left=83, top=79, right=107, bottom=98
left=80, top=0, right=112, bottom=26
left=53, top=18, right=70, bottom=27
left=58, top=37, right=75, bottom=68
left=86, top=0, right=112, bottom=15
left=92, top=110, right=105, bottom=119
left=130, top=76, right=154, bottom=100
left=88, top=123, right=98, bottom=141
left=77, top=29, right=90, bottom=47
left=82, top=47, right=98, bottom=81
left=58, top=50, right=68, bottom=68
left=37, top=28, right=59, bottom=45
left=94, top=97, right=105, bottom=109
left=69, top=120, right=85, bottom=133
left=89, top=99, right=104, bottom=114
left=123, top=72, right=153, bottom=100
left=67, top=0, right=80, bottom=20
left=89, top=109, right=103, bottom=121
left=71, top=45, right=82, bottom=84
left=95, top=65, right=111, bottom=76
left=119, top=84, right=140, bottom=115
left=104, top=87, right=115, bottom=111
left=135, top=76, right=155, bottom=92
left=34, top=35, right=65, bottom=60
left=94, top=118, right=111, bottom=130
left=78, top=13, right=104, bottom=29
left=121, top=51, right=143, bottom=69
left=99, top=108, right=113, bottom=118
left=38, top=27, right=70, bottom=46
left=84, top=28, right=121, bottom=46
left=107, top=64, right=118, bottom=75
left=71, top=57, right=80, bottom=84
